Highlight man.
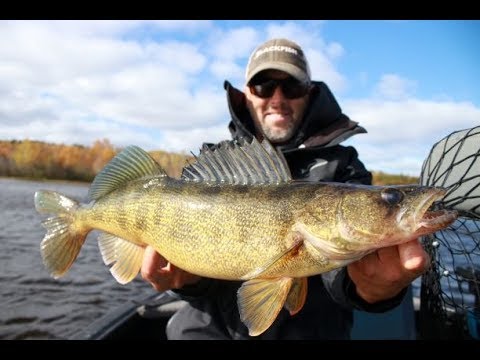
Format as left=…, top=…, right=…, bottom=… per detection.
left=141, top=38, right=429, bottom=339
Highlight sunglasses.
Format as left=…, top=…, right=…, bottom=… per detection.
left=248, top=77, right=311, bottom=99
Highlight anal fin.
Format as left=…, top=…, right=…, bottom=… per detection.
left=284, top=277, right=308, bottom=316
left=98, top=232, right=145, bottom=285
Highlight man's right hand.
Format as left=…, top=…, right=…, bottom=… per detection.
left=141, top=246, right=202, bottom=292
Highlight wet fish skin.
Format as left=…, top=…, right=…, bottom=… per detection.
left=34, top=139, right=457, bottom=336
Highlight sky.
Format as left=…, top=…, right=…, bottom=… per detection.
left=1, top=20, right=479, bottom=176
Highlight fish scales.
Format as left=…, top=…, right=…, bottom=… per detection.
left=82, top=177, right=328, bottom=279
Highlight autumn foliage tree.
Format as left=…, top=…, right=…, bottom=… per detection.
left=0, top=139, right=190, bottom=181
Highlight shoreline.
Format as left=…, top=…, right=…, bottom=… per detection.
left=0, top=175, right=90, bottom=187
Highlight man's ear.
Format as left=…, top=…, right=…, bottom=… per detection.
left=243, top=85, right=251, bottom=99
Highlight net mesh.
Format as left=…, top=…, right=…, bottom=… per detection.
left=419, top=126, right=480, bottom=339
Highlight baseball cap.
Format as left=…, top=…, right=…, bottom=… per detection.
left=245, top=38, right=311, bottom=85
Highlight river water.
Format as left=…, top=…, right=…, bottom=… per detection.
left=0, top=177, right=154, bottom=340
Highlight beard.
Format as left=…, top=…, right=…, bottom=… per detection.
left=260, top=121, right=299, bottom=144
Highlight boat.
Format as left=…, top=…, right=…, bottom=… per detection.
left=71, top=291, right=181, bottom=340
left=72, top=126, right=480, bottom=340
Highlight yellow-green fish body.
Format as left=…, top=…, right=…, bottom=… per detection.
left=35, top=139, right=457, bottom=336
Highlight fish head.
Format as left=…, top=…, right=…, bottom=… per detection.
left=335, top=184, right=457, bottom=248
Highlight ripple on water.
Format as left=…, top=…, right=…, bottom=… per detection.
left=12, top=329, right=58, bottom=340
left=18, top=277, right=73, bottom=286
left=5, top=316, right=38, bottom=325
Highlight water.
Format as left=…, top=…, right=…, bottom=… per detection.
left=0, top=178, right=154, bottom=340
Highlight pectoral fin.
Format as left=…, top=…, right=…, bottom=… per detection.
left=241, top=235, right=304, bottom=280
left=237, top=277, right=294, bottom=336
left=284, top=277, right=308, bottom=316
left=98, top=232, right=145, bottom=284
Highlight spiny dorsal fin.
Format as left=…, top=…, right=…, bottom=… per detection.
left=181, top=138, right=292, bottom=185
left=89, top=145, right=166, bottom=201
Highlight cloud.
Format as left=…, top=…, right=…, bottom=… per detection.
left=0, top=21, right=225, bottom=132
left=343, top=98, right=480, bottom=175
left=325, top=42, right=345, bottom=60
left=208, top=27, right=259, bottom=61
left=374, top=74, right=417, bottom=100
left=158, top=124, right=232, bottom=154
left=205, top=26, right=261, bottom=85
left=0, top=20, right=347, bottom=143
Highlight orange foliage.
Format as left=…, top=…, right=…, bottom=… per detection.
left=0, top=139, right=190, bottom=182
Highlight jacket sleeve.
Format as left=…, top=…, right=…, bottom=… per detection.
left=321, top=267, right=408, bottom=312
left=169, top=278, right=233, bottom=301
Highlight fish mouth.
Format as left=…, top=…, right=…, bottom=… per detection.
left=416, top=188, right=457, bottom=235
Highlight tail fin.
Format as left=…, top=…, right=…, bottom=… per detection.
left=34, top=190, right=87, bottom=279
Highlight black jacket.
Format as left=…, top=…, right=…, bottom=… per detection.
left=166, top=80, right=406, bottom=340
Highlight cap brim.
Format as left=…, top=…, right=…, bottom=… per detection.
left=246, top=62, right=309, bottom=84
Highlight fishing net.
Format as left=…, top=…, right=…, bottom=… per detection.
left=419, top=125, right=480, bottom=339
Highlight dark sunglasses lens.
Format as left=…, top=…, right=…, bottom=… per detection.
left=251, top=80, right=277, bottom=98
left=282, top=81, right=309, bottom=98
left=250, top=79, right=309, bottom=99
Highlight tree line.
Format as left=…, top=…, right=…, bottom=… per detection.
left=0, top=139, right=190, bottom=181
left=0, top=139, right=419, bottom=185
left=371, top=171, right=419, bottom=186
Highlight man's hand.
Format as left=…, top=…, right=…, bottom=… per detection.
left=347, top=238, right=430, bottom=304
left=141, top=246, right=201, bottom=292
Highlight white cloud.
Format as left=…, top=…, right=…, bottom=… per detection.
left=210, top=60, right=245, bottom=84
left=159, top=125, right=232, bottom=153
left=143, top=41, right=207, bottom=73
left=0, top=21, right=223, bottom=132
left=209, top=27, right=259, bottom=61
left=308, top=50, right=347, bottom=92
left=325, top=42, right=344, bottom=59
left=205, top=26, right=261, bottom=85
left=374, top=74, right=417, bottom=100
left=343, top=98, right=480, bottom=175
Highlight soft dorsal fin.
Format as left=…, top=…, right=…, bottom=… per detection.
left=181, top=138, right=292, bottom=185
left=89, top=145, right=166, bottom=201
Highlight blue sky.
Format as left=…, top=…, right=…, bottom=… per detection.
left=1, top=20, right=478, bottom=176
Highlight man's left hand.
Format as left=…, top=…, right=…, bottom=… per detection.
left=347, top=238, right=430, bottom=304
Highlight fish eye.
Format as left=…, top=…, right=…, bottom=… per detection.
left=381, top=188, right=404, bottom=205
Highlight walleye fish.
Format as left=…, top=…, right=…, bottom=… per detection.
left=34, top=138, right=457, bottom=336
